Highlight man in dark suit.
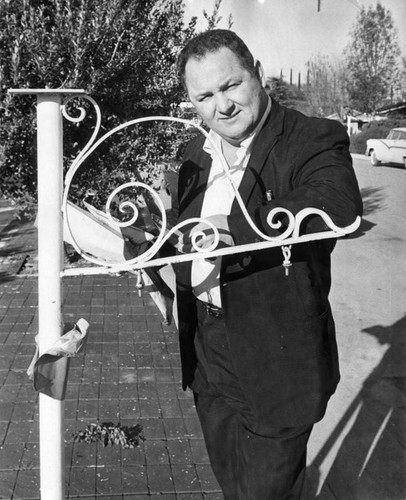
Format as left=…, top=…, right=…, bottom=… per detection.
left=174, top=29, right=362, bottom=499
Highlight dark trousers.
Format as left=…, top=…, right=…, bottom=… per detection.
left=192, top=302, right=313, bottom=500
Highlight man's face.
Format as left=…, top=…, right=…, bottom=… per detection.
left=184, top=47, right=267, bottom=146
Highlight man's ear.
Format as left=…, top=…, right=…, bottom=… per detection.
left=254, top=60, right=266, bottom=87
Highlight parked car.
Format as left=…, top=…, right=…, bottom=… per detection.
left=365, top=127, right=406, bottom=167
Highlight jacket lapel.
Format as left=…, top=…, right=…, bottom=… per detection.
left=176, top=142, right=212, bottom=289
left=178, top=145, right=212, bottom=223
left=232, top=99, right=285, bottom=212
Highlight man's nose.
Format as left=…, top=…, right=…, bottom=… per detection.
left=215, top=92, right=233, bottom=114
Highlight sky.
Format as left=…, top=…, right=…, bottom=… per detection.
left=183, top=0, right=406, bottom=82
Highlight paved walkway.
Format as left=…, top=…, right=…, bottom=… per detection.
left=0, top=204, right=222, bottom=499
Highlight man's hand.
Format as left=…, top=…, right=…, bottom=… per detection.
left=177, top=214, right=234, bottom=254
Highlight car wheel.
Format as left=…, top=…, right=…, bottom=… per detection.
left=370, top=150, right=381, bottom=166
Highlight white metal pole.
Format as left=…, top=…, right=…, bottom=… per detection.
left=8, top=88, right=85, bottom=500
left=36, top=94, right=65, bottom=500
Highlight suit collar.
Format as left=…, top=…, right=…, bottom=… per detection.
left=233, top=98, right=285, bottom=208
left=178, top=141, right=211, bottom=223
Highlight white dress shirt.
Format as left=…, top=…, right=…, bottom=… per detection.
left=191, top=98, right=272, bottom=307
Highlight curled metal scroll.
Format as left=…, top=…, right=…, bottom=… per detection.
left=61, top=95, right=361, bottom=276
left=61, top=94, right=102, bottom=178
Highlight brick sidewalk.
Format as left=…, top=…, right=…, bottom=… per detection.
left=0, top=217, right=222, bottom=499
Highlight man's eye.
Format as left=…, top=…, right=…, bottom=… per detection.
left=227, top=83, right=238, bottom=90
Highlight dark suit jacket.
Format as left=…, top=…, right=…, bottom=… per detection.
left=174, top=99, right=363, bottom=429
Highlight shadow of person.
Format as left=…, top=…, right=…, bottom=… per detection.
left=307, top=315, right=406, bottom=499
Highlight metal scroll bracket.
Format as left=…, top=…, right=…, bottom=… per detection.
left=56, top=92, right=361, bottom=277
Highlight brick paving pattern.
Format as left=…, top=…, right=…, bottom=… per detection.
left=0, top=206, right=222, bottom=499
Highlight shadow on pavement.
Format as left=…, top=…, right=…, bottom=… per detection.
left=346, top=186, right=383, bottom=239
left=307, top=315, right=406, bottom=499
left=0, top=243, right=20, bottom=258
left=346, top=217, right=376, bottom=239
left=0, top=271, right=16, bottom=284
left=360, top=186, right=386, bottom=217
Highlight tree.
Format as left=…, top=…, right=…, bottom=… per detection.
left=265, top=76, right=290, bottom=103
left=305, top=54, right=348, bottom=118
left=203, top=0, right=233, bottom=30
left=402, top=57, right=406, bottom=101
left=344, top=2, right=402, bottom=114
left=265, top=75, right=306, bottom=114
left=0, top=0, right=223, bottom=214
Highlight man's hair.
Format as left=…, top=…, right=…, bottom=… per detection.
left=176, top=29, right=259, bottom=87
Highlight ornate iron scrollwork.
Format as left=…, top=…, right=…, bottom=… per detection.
left=61, top=95, right=361, bottom=276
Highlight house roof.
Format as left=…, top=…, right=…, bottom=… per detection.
left=376, top=101, right=406, bottom=115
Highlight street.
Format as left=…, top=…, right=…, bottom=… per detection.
left=307, top=156, right=406, bottom=499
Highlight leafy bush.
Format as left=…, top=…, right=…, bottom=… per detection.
left=349, top=118, right=406, bottom=154
left=0, top=0, right=228, bottom=215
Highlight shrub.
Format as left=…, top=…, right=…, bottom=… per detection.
left=0, top=0, right=219, bottom=215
